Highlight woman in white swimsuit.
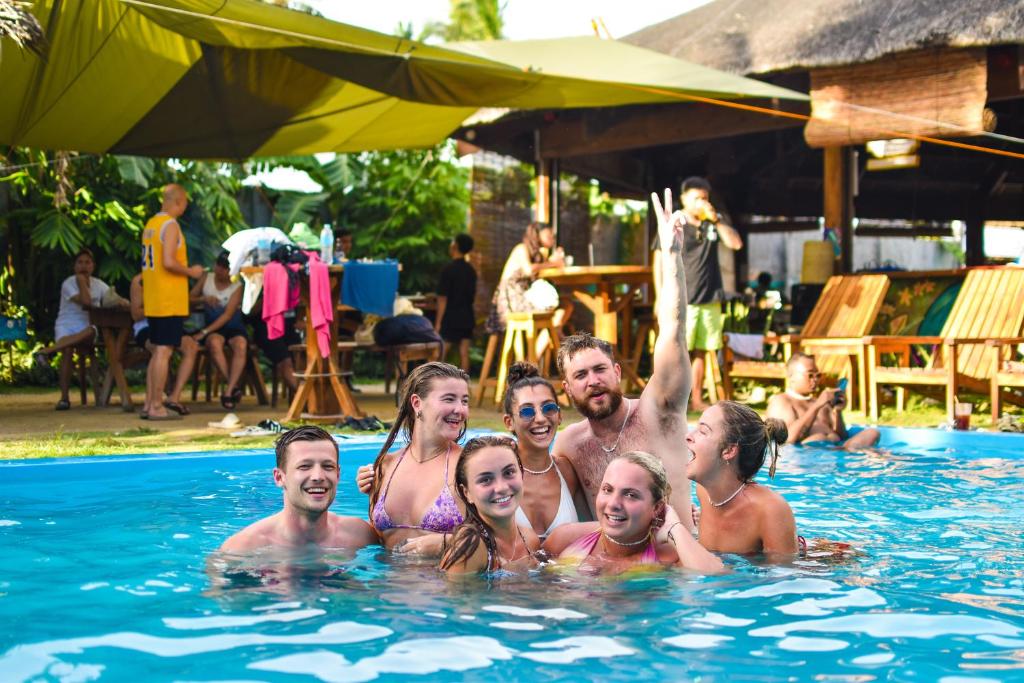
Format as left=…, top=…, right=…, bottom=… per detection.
left=503, top=362, right=587, bottom=538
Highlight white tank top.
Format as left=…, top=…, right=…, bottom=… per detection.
left=202, top=275, right=241, bottom=308
left=515, top=463, right=579, bottom=539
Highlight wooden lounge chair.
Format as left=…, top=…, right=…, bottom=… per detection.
left=988, top=336, right=1024, bottom=423
left=866, top=267, right=1024, bottom=422
left=724, top=274, right=890, bottom=410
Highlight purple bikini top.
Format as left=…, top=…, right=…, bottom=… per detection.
left=371, top=445, right=464, bottom=534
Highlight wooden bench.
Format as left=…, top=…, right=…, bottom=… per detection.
left=867, top=267, right=1024, bottom=421
left=724, top=274, right=890, bottom=409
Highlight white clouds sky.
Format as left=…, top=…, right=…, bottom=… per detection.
left=305, top=1, right=710, bottom=40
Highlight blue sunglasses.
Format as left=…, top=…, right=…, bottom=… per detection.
left=518, top=402, right=561, bottom=420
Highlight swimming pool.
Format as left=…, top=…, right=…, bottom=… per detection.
left=1, top=428, right=1022, bottom=682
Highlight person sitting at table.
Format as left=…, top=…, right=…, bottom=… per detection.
left=34, top=248, right=110, bottom=411
left=129, top=273, right=198, bottom=418
left=190, top=251, right=249, bottom=410
left=248, top=297, right=300, bottom=400
left=484, top=222, right=565, bottom=336
left=363, top=361, right=471, bottom=550
left=435, top=233, right=478, bottom=373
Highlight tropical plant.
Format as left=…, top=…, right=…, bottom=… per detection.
left=0, top=0, right=45, bottom=61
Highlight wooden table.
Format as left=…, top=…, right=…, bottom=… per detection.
left=89, top=307, right=140, bottom=410
left=537, top=265, right=654, bottom=388
left=244, top=264, right=363, bottom=422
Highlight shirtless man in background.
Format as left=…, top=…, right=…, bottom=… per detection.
left=551, top=189, right=696, bottom=528
left=766, top=353, right=880, bottom=450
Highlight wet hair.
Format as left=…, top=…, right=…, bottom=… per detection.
left=368, top=362, right=470, bottom=516
left=453, top=233, right=474, bottom=255
left=681, top=176, right=711, bottom=194
left=610, top=451, right=672, bottom=505
left=786, top=352, right=814, bottom=374
left=274, top=425, right=338, bottom=470
left=502, top=362, right=557, bottom=416
left=73, top=247, right=95, bottom=263
left=439, top=435, right=522, bottom=571
left=715, top=400, right=788, bottom=480
left=556, top=332, right=615, bottom=378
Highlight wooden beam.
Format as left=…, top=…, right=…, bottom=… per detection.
left=823, top=146, right=854, bottom=273
left=537, top=100, right=806, bottom=159
left=560, top=152, right=649, bottom=195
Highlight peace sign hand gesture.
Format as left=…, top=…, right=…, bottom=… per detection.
left=650, top=188, right=684, bottom=255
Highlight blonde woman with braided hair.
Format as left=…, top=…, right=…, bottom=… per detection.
left=685, top=401, right=800, bottom=558
left=543, top=451, right=722, bottom=574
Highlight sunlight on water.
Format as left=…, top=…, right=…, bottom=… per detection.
left=1, top=434, right=1023, bottom=681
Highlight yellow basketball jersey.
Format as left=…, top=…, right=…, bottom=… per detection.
left=141, top=212, right=189, bottom=317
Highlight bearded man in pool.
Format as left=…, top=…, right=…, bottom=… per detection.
left=552, top=189, right=696, bottom=528
left=219, top=426, right=380, bottom=552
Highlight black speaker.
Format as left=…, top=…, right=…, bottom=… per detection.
left=790, top=283, right=825, bottom=326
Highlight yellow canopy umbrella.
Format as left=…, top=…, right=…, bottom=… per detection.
left=1, top=0, right=805, bottom=158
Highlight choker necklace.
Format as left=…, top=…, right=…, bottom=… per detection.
left=602, top=529, right=651, bottom=548
left=409, top=442, right=450, bottom=464
left=712, top=482, right=747, bottom=507
left=522, top=455, right=555, bottom=475
left=786, top=389, right=812, bottom=400
left=598, top=400, right=633, bottom=454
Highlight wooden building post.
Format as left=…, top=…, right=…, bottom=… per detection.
left=823, top=146, right=854, bottom=274
left=965, top=201, right=985, bottom=266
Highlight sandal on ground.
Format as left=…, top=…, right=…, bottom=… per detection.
left=220, top=393, right=237, bottom=410
left=231, top=386, right=243, bottom=404
left=147, top=412, right=182, bottom=421
left=163, top=400, right=190, bottom=416
left=140, top=410, right=149, bottom=420
left=55, top=399, right=70, bottom=411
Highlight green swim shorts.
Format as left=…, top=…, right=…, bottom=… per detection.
left=686, top=302, right=724, bottom=351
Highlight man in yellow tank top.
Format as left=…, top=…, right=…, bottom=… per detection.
left=141, top=184, right=204, bottom=420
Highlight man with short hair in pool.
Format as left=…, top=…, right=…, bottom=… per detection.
left=552, top=189, right=696, bottom=527
left=219, top=426, right=380, bottom=552
left=766, top=353, right=880, bottom=450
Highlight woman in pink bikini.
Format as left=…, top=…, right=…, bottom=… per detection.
left=543, top=451, right=722, bottom=574
left=440, top=435, right=541, bottom=574
left=367, top=362, right=471, bottom=550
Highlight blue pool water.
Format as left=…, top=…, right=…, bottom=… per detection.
left=2, top=428, right=1023, bottom=682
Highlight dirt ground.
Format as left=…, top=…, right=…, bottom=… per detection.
left=0, top=382, right=578, bottom=457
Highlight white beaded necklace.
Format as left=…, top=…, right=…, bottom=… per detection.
left=597, top=400, right=633, bottom=454
left=522, top=455, right=555, bottom=476
left=711, top=482, right=747, bottom=507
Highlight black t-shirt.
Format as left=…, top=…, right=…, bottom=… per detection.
left=654, top=219, right=722, bottom=305
left=437, top=258, right=477, bottom=328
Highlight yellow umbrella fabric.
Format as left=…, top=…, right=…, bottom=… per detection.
left=0, top=0, right=806, bottom=158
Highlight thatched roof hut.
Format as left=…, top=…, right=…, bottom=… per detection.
left=623, top=0, right=1024, bottom=76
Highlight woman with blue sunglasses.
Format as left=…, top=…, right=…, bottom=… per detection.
left=502, top=362, right=588, bottom=538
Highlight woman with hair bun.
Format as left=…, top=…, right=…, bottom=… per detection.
left=502, top=362, right=585, bottom=539
left=440, top=436, right=542, bottom=574
left=685, top=400, right=800, bottom=557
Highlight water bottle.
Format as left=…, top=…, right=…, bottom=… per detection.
left=320, top=224, right=334, bottom=264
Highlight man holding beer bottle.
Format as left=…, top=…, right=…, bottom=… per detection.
left=652, top=176, right=742, bottom=411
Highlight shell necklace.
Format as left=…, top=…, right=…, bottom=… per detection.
left=711, top=482, right=747, bottom=507
left=522, top=454, right=555, bottom=475
left=597, top=400, right=633, bottom=454
left=602, top=529, right=651, bottom=548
